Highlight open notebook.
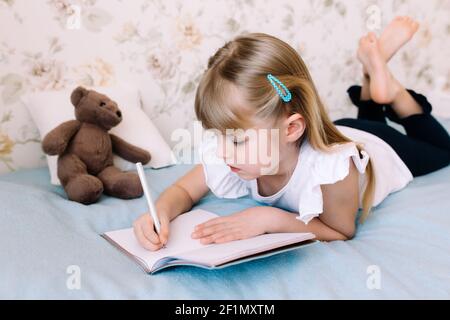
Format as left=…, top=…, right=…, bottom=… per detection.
left=102, top=209, right=317, bottom=274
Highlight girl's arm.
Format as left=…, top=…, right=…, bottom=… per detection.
left=156, top=164, right=210, bottom=221
left=133, top=164, right=210, bottom=251
left=192, top=206, right=349, bottom=244
left=193, top=159, right=360, bottom=244
left=262, top=207, right=349, bottom=241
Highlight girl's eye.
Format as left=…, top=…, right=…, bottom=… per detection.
left=223, top=135, right=247, bottom=146
left=232, top=138, right=246, bottom=146
left=99, top=102, right=106, bottom=107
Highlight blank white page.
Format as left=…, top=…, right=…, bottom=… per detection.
left=103, top=209, right=217, bottom=269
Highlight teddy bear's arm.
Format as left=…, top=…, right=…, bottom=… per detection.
left=42, top=120, right=82, bottom=156
left=110, top=134, right=151, bottom=165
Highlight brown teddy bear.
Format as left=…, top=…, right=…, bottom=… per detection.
left=42, top=86, right=151, bottom=204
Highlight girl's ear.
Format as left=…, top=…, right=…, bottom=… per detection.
left=285, top=114, right=306, bottom=142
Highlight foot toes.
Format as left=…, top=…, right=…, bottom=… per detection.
left=359, top=35, right=369, bottom=48
left=367, top=32, right=378, bottom=43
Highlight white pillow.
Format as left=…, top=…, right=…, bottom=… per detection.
left=23, top=84, right=177, bottom=185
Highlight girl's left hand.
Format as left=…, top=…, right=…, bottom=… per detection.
left=191, top=207, right=270, bottom=244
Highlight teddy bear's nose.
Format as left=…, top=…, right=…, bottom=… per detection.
left=116, top=111, right=122, bottom=118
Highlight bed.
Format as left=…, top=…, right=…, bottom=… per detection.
left=1, top=119, right=449, bottom=299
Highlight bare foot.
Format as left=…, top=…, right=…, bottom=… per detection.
left=379, top=16, right=420, bottom=62
left=361, top=16, right=419, bottom=77
left=357, top=32, right=401, bottom=104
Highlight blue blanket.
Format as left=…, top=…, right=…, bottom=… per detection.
left=1, top=119, right=450, bottom=299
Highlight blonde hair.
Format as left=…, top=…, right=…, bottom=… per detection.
left=195, top=33, right=375, bottom=223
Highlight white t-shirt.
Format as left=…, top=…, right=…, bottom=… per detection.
left=198, top=125, right=413, bottom=224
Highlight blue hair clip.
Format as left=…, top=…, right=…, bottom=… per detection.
left=267, top=74, right=292, bottom=103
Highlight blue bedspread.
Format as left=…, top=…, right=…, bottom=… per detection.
left=1, top=119, right=450, bottom=299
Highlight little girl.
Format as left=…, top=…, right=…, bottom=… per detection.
left=133, top=16, right=450, bottom=251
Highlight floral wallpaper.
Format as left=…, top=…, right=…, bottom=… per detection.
left=0, top=0, right=449, bottom=174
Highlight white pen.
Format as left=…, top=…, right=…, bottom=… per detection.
left=136, top=162, right=165, bottom=246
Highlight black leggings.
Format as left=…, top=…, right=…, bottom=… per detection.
left=333, top=86, right=450, bottom=177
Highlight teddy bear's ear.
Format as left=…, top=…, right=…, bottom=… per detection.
left=70, top=86, right=88, bottom=107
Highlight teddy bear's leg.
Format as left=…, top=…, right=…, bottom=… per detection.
left=97, top=165, right=143, bottom=199
left=58, top=154, right=104, bottom=204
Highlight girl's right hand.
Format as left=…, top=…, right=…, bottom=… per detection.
left=133, top=211, right=170, bottom=251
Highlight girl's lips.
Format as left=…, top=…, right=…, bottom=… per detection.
left=228, top=165, right=241, bottom=173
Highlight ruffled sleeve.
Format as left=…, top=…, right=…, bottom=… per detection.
left=197, top=133, right=249, bottom=199
left=296, top=142, right=369, bottom=224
